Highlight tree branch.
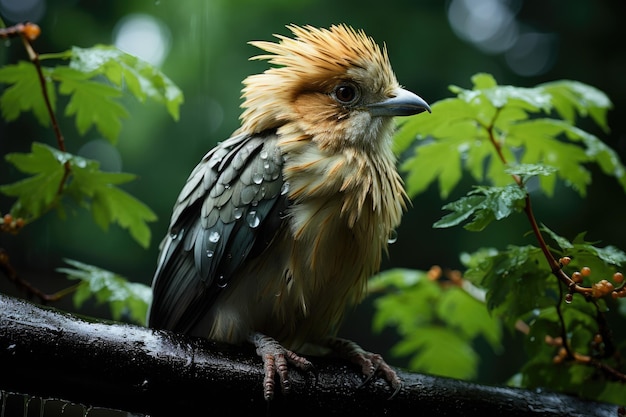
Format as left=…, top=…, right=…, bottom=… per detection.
left=0, top=293, right=620, bottom=416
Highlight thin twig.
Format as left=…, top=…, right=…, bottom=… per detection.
left=484, top=112, right=626, bottom=382
left=0, top=248, right=79, bottom=303
left=19, top=27, right=71, bottom=195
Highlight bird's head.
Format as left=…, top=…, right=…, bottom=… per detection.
left=238, top=24, right=430, bottom=152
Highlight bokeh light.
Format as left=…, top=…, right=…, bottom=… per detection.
left=0, top=0, right=45, bottom=23
left=78, top=139, right=123, bottom=173
left=112, top=13, right=171, bottom=67
left=447, top=0, right=557, bottom=76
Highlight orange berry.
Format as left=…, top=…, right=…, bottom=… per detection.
left=572, top=271, right=583, bottom=283
left=3, top=213, right=12, bottom=224
left=614, top=272, right=624, bottom=283
left=22, top=23, right=41, bottom=41
left=560, top=257, right=572, bottom=266
left=581, top=266, right=592, bottom=277
left=427, top=265, right=442, bottom=281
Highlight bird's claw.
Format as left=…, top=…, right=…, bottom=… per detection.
left=250, top=333, right=314, bottom=401
left=325, top=336, right=402, bottom=398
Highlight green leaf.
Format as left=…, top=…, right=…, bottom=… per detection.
left=393, top=326, right=479, bottom=379
left=0, top=61, right=56, bottom=126
left=371, top=269, right=440, bottom=334
left=66, top=45, right=184, bottom=120
left=368, top=268, right=427, bottom=292
left=0, top=143, right=67, bottom=218
left=57, top=259, right=152, bottom=325
left=434, top=184, right=527, bottom=231
left=508, top=118, right=605, bottom=196
left=541, top=226, right=626, bottom=269
left=91, top=186, right=156, bottom=248
left=395, top=73, right=621, bottom=199
left=437, top=287, right=502, bottom=351
left=505, top=163, right=558, bottom=178
left=54, top=67, right=128, bottom=144
left=1, top=142, right=156, bottom=246
left=67, top=161, right=157, bottom=248
left=540, top=80, right=612, bottom=133
left=464, top=245, right=554, bottom=322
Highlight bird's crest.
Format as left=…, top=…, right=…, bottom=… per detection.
left=239, top=24, right=398, bottom=133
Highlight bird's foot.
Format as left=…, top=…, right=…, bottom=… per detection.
left=249, top=332, right=314, bottom=401
left=324, top=336, right=402, bottom=398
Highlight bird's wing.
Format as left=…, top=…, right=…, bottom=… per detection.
left=148, top=131, right=287, bottom=333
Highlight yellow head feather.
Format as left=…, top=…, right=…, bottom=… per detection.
left=238, top=24, right=399, bottom=134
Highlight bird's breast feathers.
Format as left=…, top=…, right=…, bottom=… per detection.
left=208, top=131, right=407, bottom=348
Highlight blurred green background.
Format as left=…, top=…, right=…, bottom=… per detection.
left=1, top=0, right=625, bottom=387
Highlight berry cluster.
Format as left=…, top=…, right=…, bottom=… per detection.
left=544, top=335, right=569, bottom=364
left=558, top=257, right=625, bottom=300
left=0, top=213, right=25, bottom=234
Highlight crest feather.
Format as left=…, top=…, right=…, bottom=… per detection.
left=238, top=24, right=397, bottom=133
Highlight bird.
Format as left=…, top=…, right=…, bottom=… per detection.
left=147, top=24, right=431, bottom=401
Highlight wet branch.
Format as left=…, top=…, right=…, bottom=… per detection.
left=0, top=293, right=620, bottom=417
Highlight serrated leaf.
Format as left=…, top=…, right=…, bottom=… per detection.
left=0, top=61, right=56, bottom=126
left=540, top=80, right=612, bottom=133
left=66, top=161, right=156, bottom=248
left=91, top=186, right=156, bottom=248
left=368, top=268, right=427, bottom=292
left=57, top=258, right=152, bottom=325
left=54, top=67, right=128, bottom=143
left=505, top=163, right=557, bottom=178
left=393, top=326, right=479, bottom=379
left=393, top=98, right=479, bottom=155
left=67, top=45, right=183, bottom=120
left=465, top=245, right=554, bottom=322
left=396, top=73, right=621, bottom=200
left=437, top=287, right=502, bottom=351
left=507, top=119, right=593, bottom=196
left=2, top=142, right=156, bottom=246
left=471, top=73, right=498, bottom=89
left=0, top=143, right=67, bottom=218
left=540, top=224, right=575, bottom=251
left=434, top=184, right=526, bottom=231
left=371, top=271, right=441, bottom=334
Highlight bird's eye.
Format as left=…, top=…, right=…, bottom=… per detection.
left=332, top=82, right=360, bottom=105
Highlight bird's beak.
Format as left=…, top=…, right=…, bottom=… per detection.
left=367, top=87, right=431, bottom=117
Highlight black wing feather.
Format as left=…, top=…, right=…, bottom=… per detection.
left=148, top=131, right=286, bottom=333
